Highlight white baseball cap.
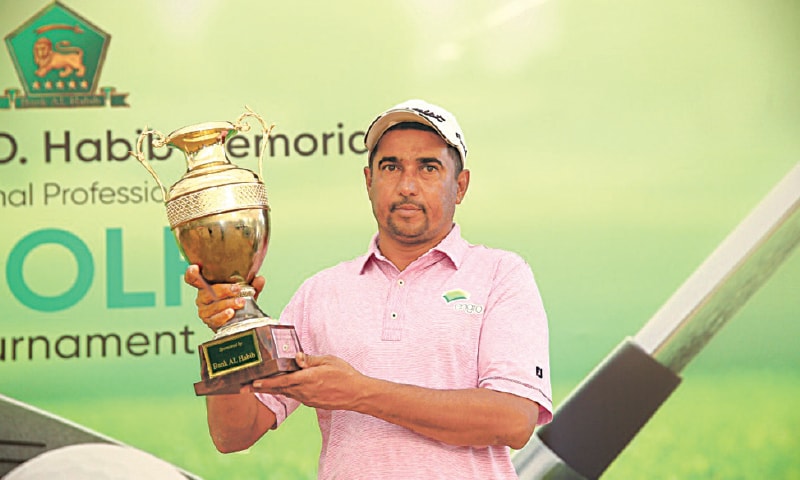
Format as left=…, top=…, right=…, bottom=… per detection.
left=364, top=99, right=468, bottom=165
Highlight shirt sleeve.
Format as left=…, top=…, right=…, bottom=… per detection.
left=477, top=252, right=553, bottom=425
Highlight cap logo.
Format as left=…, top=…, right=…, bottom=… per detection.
left=411, top=107, right=446, bottom=123
left=410, top=106, right=467, bottom=158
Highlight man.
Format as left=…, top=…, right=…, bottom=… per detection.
left=185, top=99, right=553, bottom=479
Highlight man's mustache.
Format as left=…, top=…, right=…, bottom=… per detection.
left=390, top=200, right=426, bottom=212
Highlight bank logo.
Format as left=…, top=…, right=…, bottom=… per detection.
left=2, top=1, right=128, bottom=109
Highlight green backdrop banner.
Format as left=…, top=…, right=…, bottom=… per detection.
left=2, top=1, right=798, bottom=478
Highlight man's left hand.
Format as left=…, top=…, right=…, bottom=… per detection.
left=248, top=353, right=366, bottom=411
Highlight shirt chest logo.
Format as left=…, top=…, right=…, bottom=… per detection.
left=442, top=289, right=469, bottom=303
left=442, top=289, right=484, bottom=315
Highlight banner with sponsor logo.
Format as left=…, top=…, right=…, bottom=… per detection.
left=2, top=1, right=798, bottom=478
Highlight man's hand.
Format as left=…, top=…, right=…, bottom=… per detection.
left=183, top=265, right=266, bottom=331
left=248, top=352, right=539, bottom=449
left=249, top=353, right=366, bottom=411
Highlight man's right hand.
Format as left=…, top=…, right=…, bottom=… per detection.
left=183, top=265, right=266, bottom=332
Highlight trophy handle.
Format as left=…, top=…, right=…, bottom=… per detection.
left=129, top=128, right=169, bottom=201
left=233, top=106, right=275, bottom=182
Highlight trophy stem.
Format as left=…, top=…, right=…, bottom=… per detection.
left=213, top=297, right=277, bottom=339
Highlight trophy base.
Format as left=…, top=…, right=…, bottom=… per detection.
left=194, top=324, right=302, bottom=396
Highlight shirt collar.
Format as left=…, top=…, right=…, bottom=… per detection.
left=358, top=224, right=468, bottom=274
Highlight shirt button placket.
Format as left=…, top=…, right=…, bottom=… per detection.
left=392, top=279, right=404, bottom=322
left=382, top=276, right=405, bottom=341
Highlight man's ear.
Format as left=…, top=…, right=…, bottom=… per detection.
left=456, top=169, right=470, bottom=204
left=364, top=166, right=373, bottom=194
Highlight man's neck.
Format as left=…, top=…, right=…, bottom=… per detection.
left=377, top=241, right=431, bottom=271
left=376, top=226, right=454, bottom=272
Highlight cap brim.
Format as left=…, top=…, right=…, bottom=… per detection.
left=364, top=110, right=447, bottom=152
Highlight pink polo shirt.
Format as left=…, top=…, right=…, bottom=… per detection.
left=258, top=225, right=552, bottom=479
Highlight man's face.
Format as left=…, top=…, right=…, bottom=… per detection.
left=364, top=128, right=469, bottom=248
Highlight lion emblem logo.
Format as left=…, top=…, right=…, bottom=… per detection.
left=33, top=36, right=86, bottom=78
left=3, top=1, right=129, bottom=109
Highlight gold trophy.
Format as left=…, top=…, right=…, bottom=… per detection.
left=130, top=108, right=302, bottom=396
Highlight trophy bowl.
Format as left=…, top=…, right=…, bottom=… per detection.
left=130, top=112, right=302, bottom=396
